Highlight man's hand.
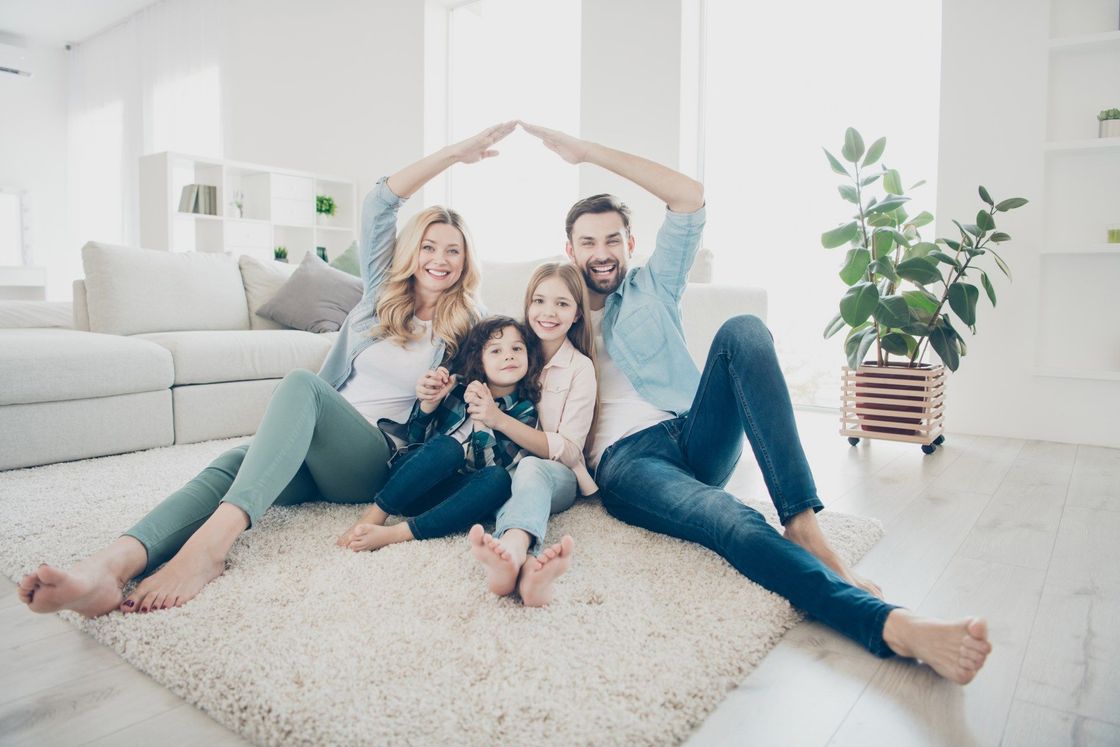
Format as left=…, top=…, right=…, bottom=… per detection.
left=449, top=121, right=517, bottom=164
left=464, top=380, right=503, bottom=428
left=519, top=121, right=590, bottom=165
left=416, top=367, right=456, bottom=414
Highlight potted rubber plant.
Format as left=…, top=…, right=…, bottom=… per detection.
left=820, top=127, right=1028, bottom=453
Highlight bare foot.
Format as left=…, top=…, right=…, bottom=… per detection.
left=518, top=535, right=574, bottom=607
left=121, top=547, right=226, bottom=613
left=17, top=538, right=147, bottom=618
left=883, top=611, right=992, bottom=684
left=468, top=524, right=523, bottom=596
left=784, top=510, right=883, bottom=598
left=347, top=522, right=411, bottom=552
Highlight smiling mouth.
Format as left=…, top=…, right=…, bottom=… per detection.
left=425, top=268, right=450, bottom=279
left=500, top=364, right=522, bottom=371
left=589, top=263, right=617, bottom=278
left=536, top=320, right=560, bottom=330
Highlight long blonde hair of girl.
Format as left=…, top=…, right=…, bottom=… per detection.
left=373, top=206, right=482, bottom=360
left=522, top=262, right=594, bottom=359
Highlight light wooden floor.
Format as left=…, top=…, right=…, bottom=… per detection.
left=1, top=411, right=1117, bottom=747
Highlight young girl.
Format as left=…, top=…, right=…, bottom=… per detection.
left=341, top=316, right=543, bottom=551
left=468, top=263, right=598, bottom=606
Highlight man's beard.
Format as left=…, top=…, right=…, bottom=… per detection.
left=582, top=260, right=626, bottom=295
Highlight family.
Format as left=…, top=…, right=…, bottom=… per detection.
left=18, top=121, right=991, bottom=684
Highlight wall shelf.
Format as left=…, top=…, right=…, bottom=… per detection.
left=1048, top=29, right=1120, bottom=51
left=1044, top=138, right=1120, bottom=153
left=1034, top=367, right=1120, bottom=382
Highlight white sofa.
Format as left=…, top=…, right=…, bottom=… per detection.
left=0, top=242, right=766, bottom=471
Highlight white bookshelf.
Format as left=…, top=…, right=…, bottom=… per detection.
left=139, top=152, right=357, bottom=265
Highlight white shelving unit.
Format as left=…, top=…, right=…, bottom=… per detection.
left=1034, top=1, right=1120, bottom=382
left=139, top=152, right=357, bottom=265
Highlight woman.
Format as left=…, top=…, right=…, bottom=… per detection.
left=17, top=121, right=517, bottom=617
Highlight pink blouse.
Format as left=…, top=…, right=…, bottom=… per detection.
left=537, top=338, right=598, bottom=495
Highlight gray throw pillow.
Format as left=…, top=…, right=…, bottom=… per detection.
left=255, top=252, right=363, bottom=333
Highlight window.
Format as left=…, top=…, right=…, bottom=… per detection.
left=701, top=0, right=942, bottom=406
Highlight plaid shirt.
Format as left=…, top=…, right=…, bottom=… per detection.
left=379, top=381, right=537, bottom=472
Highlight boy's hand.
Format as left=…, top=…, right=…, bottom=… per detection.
left=417, top=367, right=456, bottom=413
left=465, top=380, right=502, bottom=428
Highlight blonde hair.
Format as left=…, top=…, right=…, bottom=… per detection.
left=373, top=206, right=481, bottom=360
left=522, top=262, right=594, bottom=358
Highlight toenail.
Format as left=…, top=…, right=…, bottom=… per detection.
left=124, top=600, right=135, bottom=607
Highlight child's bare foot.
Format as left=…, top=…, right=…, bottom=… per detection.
left=883, top=611, right=992, bottom=684
left=468, top=524, right=523, bottom=596
left=518, top=535, right=574, bottom=607
left=17, top=538, right=147, bottom=618
left=347, top=522, right=411, bottom=552
left=784, top=510, right=883, bottom=598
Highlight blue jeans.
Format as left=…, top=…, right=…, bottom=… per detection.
left=494, top=456, right=578, bottom=553
left=374, top=434, right=512, bottom=540
left=596, top=315, right=897, bottom=657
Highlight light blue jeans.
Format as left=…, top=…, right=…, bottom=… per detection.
left=494, top=456, right=578, bottom=553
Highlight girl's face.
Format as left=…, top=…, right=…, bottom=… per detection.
left=526, top=276, right=579, bottom=346
left=412, top=222, right=466, bottom=294
left=481, top=325, right=529, bottom=391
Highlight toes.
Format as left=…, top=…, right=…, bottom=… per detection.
left=559, top=535, right=574, bottom=556
left=468, top=525, right=485, bottom=545
left=966, top=617, right=989, bottom=642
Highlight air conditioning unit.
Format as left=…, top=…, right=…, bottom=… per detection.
left=0, top=40, right=32, bottom=78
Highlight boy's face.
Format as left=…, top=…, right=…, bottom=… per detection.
left=481, top=326, right=529, bottom=392
left=565, top=211, right=635, bottom=296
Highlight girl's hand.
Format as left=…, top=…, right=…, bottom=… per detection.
left=465, top=380, right=502, bottom=428
left=449, top=121, right=517, bottom=165
left=519, top=121, right=590, bottom=164
left=417, top=367, right=456, bottom=411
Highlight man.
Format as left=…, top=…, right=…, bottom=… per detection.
left=520, top=121, right=991, bottom=684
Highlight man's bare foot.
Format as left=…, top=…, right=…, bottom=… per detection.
left=17, top=538, right=147, bottom=618
left=347, top=522, right=411, bottom=552
left=518, top=535, right=574, bottom=607
left=784, top=510, right=883, bottom=598
left=883, top=610, right=991, bottom=684
left=468, top=524, right=523, bottom=596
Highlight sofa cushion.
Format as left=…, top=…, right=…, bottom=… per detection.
left=479, top=256, right=566, bottom=318
left=329, top=240, right=360, bottom=277
left=82, top=241, right=251, bottom=335
left=239, top=255, right=298, bottom=330
left=134, top=330, right=333, bottom=386
left=0, top=329, right=174, bottom=406
left=255, top=252, right=362, bottom=333
left=0, top=301, right=74, bottom=329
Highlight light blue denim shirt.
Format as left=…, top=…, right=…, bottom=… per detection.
left=599, top=206, right=707, bottom=415
left=318, top=178, right=449, bottom=389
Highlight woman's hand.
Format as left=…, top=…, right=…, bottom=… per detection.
left=417, top=367, right=456, bottom=413
left=519, top=121, right=590, bottom=164
left=465, top=380, right=503, bottom=428
left=449, top=121, right=517, bottom=165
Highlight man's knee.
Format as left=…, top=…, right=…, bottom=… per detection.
left=715, top=314, right=774, bottom=356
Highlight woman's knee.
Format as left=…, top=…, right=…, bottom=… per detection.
left=277, top=368, right=325, bottom=396
left=208, top=444, right=250, bottom=477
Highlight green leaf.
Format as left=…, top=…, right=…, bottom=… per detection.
left=839, top=247, right=872, bottom=286
left=865, top=195, right=910, bottom=216
left=907, top=241, right=938, bottom=259
left=980, top=270, right=997, bottom=307
left=838, top=185, right=859, bottom=204
left=896, top=257, right=943, bottom=285
left=842, top=128, right=865, bottom=163
left=822, top=221, right=859, bottom=248
left=824, top=149, right=850, bottom=177
left=869, top=258, right=899, bottom=283
left=976, top=210, right=996, bottom=231
left=883, top=169, right=904, bottom=195
left=880, top=332, right=914, bottom=356
left=860, top=172, right=882, bottom=187
left=872, top=229, right=895, bottom=259
left=990, top=231, right=1011, bottom=243
left=988, top=246, right=1013, bottom=280
left=867, top=213, right=895, bottom=227
left=948, top=282, right=979, bottom=326
left=979, top=185, right=993, bottom=205
left=929, top=250, right=961, bottom=269
left=840, top=282, right=880, bottom=327
left=939, top=238, right=961, bottom=252
left=845, top=325, right=878, bottom=368
left=909, top=211, right=934, bottom=228
left=910, top=179, right=927, bottom=190
left=994, top=197, right=1028, bottom=212
left=874, top=295, right=910, bottom=328
left=862, top=137, right=887, bottom=167
left=928, top=324, right=960, bottom=371
left=824, top=312, right=847, bottom=339
left=964, top=223, right=983, bottom=237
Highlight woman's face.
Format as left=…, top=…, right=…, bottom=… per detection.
left=481, top=325, right=529, bottom=391
left=412, top=222, right=466, bottom=295
left=526, top=275, right=579, bottom=346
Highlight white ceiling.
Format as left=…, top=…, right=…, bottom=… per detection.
left=0, top=0, right=162, bottom=47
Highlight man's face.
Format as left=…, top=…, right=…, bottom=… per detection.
left=565, top=211, right=635, bottom=296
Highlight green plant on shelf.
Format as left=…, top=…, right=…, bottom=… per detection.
left=274, top=246, right=288, bottom=262
left=1098, top=108, right=1120, bottom=121
left=316, top=195, right=336, bottom=216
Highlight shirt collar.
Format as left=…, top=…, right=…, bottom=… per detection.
left=542, top=337, right=577, bottom=370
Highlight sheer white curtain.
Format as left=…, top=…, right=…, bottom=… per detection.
left=67, top=0, right=224, bottom=268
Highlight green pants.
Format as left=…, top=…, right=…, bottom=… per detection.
left=125, top=369, right=392, bottom=573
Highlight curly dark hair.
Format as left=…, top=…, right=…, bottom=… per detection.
left=450, top=315, right=543, bottom=405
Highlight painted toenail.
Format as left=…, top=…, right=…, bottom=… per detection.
left=124, top=600, right=135, bottom=607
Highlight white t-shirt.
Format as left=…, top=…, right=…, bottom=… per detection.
left=338, top=317, right=438, bottom=428
left=587, top=308, right=673, bottom=469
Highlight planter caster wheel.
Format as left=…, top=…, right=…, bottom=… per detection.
left=921, top=443, right=937, bottom=454
left=848, top=437, right=860, bottom=446
left=933, top=435, right=945, bottom=446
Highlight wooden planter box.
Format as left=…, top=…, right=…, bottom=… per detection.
left=840, top=363, right=946, bottom=451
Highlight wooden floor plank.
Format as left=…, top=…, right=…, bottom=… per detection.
left=1065, top=445, right=1120, bottom=514
left=1000, top=699, right=1120, bottom=747
left=81, top=703, right=250, bottom=747
left=1, top=628, right=124, bottom=706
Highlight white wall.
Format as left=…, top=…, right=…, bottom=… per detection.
left=0, top=42, right=70, bottom=299
left=936, top=0, right=1118, bottom=448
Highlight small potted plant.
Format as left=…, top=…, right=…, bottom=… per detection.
left=821, top=127, right=1028, bottom=453
left=230, top=190, right=245, bottom=219
left=316, top=195, right=336, bottom=216
left=1099, top=109, right=1120, bottom=138
left=274, top=246, right=288, bottom=263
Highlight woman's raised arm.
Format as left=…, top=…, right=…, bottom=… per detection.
left=387, top=121, right=516, bottom=199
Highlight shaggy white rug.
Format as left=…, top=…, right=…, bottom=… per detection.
left=0, top=439, right=883, bottom=746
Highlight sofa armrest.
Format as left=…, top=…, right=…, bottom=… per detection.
left=680, top=283, right=768, bottom=365
left=73, top=279, right=91, bottom=331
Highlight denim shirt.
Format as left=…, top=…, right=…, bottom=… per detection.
left=317, top=178, right=449, bottom=389
left=598, top=205, right=707, bottom=416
